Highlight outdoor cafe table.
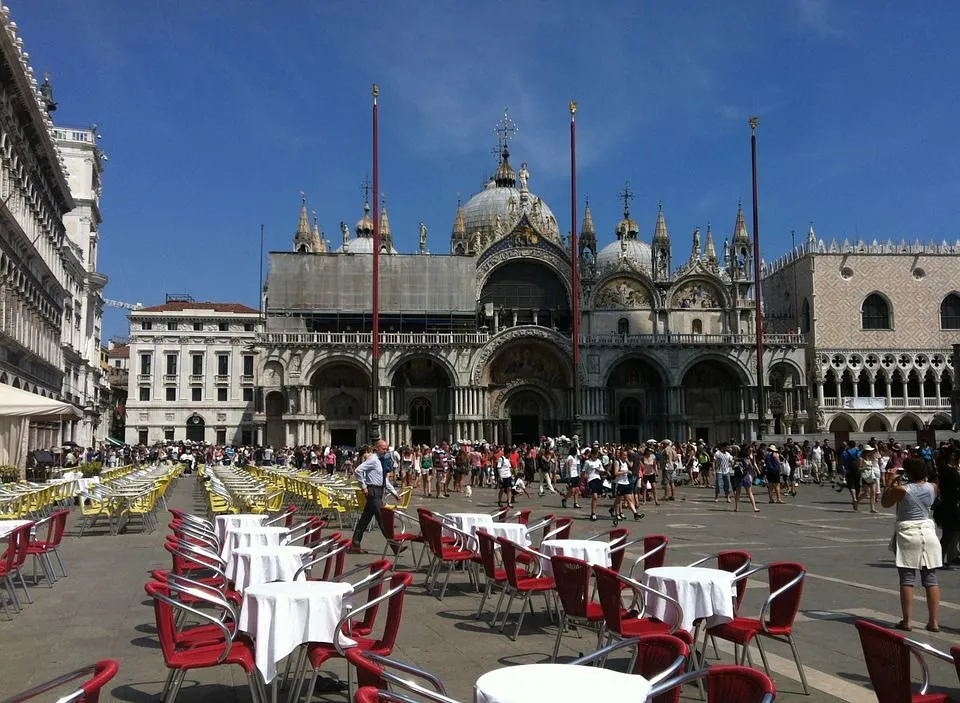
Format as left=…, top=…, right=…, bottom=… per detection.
left=222, top=525, right=289, bottom=567
left=0, top=520, right=32, bottom=539
left=643, top=565, right=735, bottom=635
left=215, top=513, right=267, bottom=541
left=475, top=663, right=649, bottom=703
left=477, top=522, right=530, bottom=547
left=442, top=512, right=494, bottom=540
left=226, top=545, right=312, bottom=593
left=238, top=580, right=355, bottom=683
left=539, top=538, right=612, bottom=576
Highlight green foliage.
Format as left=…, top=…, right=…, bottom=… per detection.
left=78, top=462, right=103, bottom=478
left=0, top=465, right=19, bottom=482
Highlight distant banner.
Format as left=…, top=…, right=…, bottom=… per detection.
left=842, top=397, right=885, bottom=410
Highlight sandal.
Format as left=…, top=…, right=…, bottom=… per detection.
left=926, top=624, right=940, bottom=633
left=894, top=621, right=912, bottom=631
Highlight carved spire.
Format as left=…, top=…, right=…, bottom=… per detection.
left=311, top=211, right=325, bottom=253
left=806, top=221, right=817, bottom=246
left=293, top=193, right=313, bottom=253
left=40, top=72, right=57, bottom=113
left=378, top=195, right=392, bottom=251
left=653, top=200, right=669, bottom=242
left=579, top=198, right=597, bottom=261
left=451, top=196, right=469, bottom=255
left=704, top=223, right=717, bottom=263
left=733, top=199, right=750, bottom=245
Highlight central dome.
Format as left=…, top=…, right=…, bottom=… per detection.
left=596, top=238, right=652, bottom=271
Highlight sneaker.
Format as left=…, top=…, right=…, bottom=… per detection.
left=634, top=511, right=644, bottom=520
left=561, top=497, right=567, bottom=508
left=590, top=514, right=598, bottom=522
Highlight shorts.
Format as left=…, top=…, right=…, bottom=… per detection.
left=615, top=483, right=632, bottom=496
left=899, top=566, right=938, bottom=588
left=563, top=476, right=580, bottom=486
left=845, top=470, right=862, bottom=493
left=587, top=478, right=604, bottom=496
left=765, top=471, right=780, bottom=485
left=661, top=467, right=676, bottom=486
left=499, top=476, right=514, bottom=491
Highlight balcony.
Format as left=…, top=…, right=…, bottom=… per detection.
left=215, top=375, right=230, bottom=385
left=258, top=331, right=489, bottom=347
left=582, top=333, right=805, bottom=347
left=106, top=368, right=128, bottom=387
left=241, top=374, right=254, bottom=385
left=162, top=374, right=177, bottom=384
left=189, top=375, right=204, bottom=385
left=136, top=374, right=151, bottom=384
left=823, top=397, right=950, bottom=410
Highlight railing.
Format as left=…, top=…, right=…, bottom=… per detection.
left=136, top=374, right=151, bottom=384
left=258, top=331, right=490, bottom=346
left=582, top=333, right=805, bottom=347
left=241, top=374, right=254, bottom=384
left=215, top=374, right=230, bottom=384
left=52, top=127, right=95, bottom=144
left=162, top=374, right=177, bottom=384
left=824, top=396, right=950, bottom=410
left=189, top=374, right=203, bottom=384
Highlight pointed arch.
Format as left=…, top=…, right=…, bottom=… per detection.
left=940, top=292, right=960, bottom=329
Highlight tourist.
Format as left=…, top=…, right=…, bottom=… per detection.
left=713, top=441, right=733, bottom=504
left=640, top=445, right=660, bottom=506
left=861, top=445, right=880, bottom=513
left=882, top=457, right=941, bottom=632
left=350, top=440, right=400, bottom=555
left=536, top=447, right=557, bottom=496
left=661, top=439, right=677, bottom=501
left=582, top=447, right=605, bottom=521
left=810, top=440, right=823, bottom=484
left=560, top=447, right=581, bottom=509
left=764, top=445, right=785, bottom=504
left=934, top=442, right=960, bottom=568
left=733, top=444, right=760, bottom=513
left=420, top=447, right=433, bottom=497
left=495, top=446, right=514, bottom=507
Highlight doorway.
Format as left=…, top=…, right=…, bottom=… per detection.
left=411, top=428, right=431, bottom=447
left=695, top=427, right=710, bottom=444
left=510, top=415, right=539, bottom=446
left=619, top=427, right=640, bottom=445
left=185, top=415, right=205, bottom=443
left=330, top=428, right=357, bottom=449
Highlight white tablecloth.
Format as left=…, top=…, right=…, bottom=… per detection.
left=0, top=519, right=32, bottom=539
left=443, top=512, right=494, bottom=539
left=540, top=539, right=611, bottom=576
left=227, top=546, right=312, bottom=592
left=238, top=580, right=355, bottom=682
left=643, top=565, right=735, bottom=633
left=475, top=663, right=648, bottom=703
left=479, top=522, right=531, bottom=547
left=222, top=525, right=289, bottom=567
left=215, top=513, right=267, bottom=541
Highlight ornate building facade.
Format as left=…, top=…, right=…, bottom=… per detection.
left=256, top=139, right=808, bottom=448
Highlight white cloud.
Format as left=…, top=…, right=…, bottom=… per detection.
left=791, top=0, right=842, bottom=39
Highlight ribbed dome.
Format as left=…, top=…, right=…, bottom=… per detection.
left=460, top=182, right=560, bottom=246
left=596, top=238, right=652, bottom=271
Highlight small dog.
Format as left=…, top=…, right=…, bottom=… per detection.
left=464, top=485, right=473, bottom=499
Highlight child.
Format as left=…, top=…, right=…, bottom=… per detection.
left=512, top=476, right=531, bottom=501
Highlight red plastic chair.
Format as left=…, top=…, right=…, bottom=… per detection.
left=855, top=619, right=960, bottom=703
left=707, top=561, right=809, bottom=695
left=0, top=524, right=28, bottom=617
left=550, top=554, right=606, bottom=660
left=3, top=523, right=34, bottom=609
left=628, top=534, right=669, bottom=579
left=294, top=572, right=414, bottom=701
left=380, top=508, right=420, bottom=568
left=492, top=507, right=531, bottom=524
left=355, top=688, right=461, bottom=703
left=570, top=634, right=690, bottom=703
left=3, top=659, right=119, bottom=703
left=145, top=581, right=265, bottom=703
left=26, top=508, right=69, bottom=583
left=688, top=550, right=752, bottom=614
left=348, top=650, right=454, bottom=701
left=593, top=565, right=693, bottom=646
left=542, top=516, right=573, bottom=541
left=420, top=514, right=475, bottom=600
left=474, top=530, right=523, bottom=624
left=340, top=559, right=392, bottom=637
left=496, top=537, right=556, bottom=640
left=646, top=664, right=776, bottom=703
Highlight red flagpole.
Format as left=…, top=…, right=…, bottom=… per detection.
left=749, top=116, right=765, bottom=440
left=570, top=101, right=582, bottom=439
left=370, top=84, right=381, bottom=442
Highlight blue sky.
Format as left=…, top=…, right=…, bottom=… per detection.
left=15, top=1, right=960, bottom=339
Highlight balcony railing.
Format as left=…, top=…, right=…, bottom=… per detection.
left=258, top=330, right=805, bottom=348
left=823, top=397, right=950, bottom=409
left=189, top=374, right=203, bottom=385
left=162, top=374, right=177, bottom=384
left=136, top=374, right=151, bottom=384
left=215, top=375, right=230, bottom=384
left=241, top=374, right=254, bottom=385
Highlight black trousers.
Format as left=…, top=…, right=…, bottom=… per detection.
left=352, top=486, right=386, bottom=545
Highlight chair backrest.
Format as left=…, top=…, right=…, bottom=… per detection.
left=1, top=530, right=18, bottom=572
left=706, top=665, right=775, bottom=703
left=550, top=555, right=592, bottom=619
left=354, top=560, right=392, bottom=634
left=608, top=528, right=630, bottom=572
left=420, top=515, right=444, bottom=558
left=765, top=562, right=804, bottom=630
left=322, top=537, right=353, bottom=581
left=635, top=634, right=690, bottom=703
left=380, top=507, right=398, bottom=540
left=643, top=535, right=668, bottom=570
left=12, top=523, right=33, bottom=569
left=284, top=505, right=298, bottom=528
left=475, top=530, right=499, bottom=580
left=515, top=509, right=532, bottom=525
left=592, top=565, right=627, bottom=634
left=373, top=572, right=415, bottom=651
left=952, top=645, right=960, bottom=686
left=50, top=509, right=69, bottom=546
left=553, top=517, right=573, bottom=540
left=854, top=619, right=914, bottom=703
left=495, top=538, right=524, bottom=589
left=716, top=550, right=751, bottom=613
left=2, top=659, right=119, bottom=703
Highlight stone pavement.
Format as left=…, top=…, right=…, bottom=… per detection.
left=1, top=475, right=959, bottom=702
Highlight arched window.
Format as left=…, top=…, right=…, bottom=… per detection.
left=692, top=319, right=703, bottom=335
left=861, top=293, right=891, bottom=330
left=941, top=293, right=960, bottom=329
left=801, top=298, right=811, bottom=333
left=410, top=397, right=432, bottom=426
left=618, top=397, right=641, bottom=426
left=617, top=317, right=629, bottom=335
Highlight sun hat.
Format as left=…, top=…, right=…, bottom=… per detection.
left=768, top=444, right=779, bottom=452
left=863, top=444, right=876, bottom=452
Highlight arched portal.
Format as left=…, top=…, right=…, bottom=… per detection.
left=311, top=361, right=370, bottom=448
left=391, top=356, right=452, bottom=447
left=896, top=414, right=923, bottom=431
left=862, top=414, right=890, bottom=433
left=185, top=413, right=205, bottom=443
left=479, top=260, right=571, bottom=332
left=829, top=414, right=856, bottom=432
left=682, top=360, right=743, bottom=443
left=265, top=391, right=286, bottom=448
left=506, top=390, right=548, bottom=446
left=607, top=357, right=665, bottom=444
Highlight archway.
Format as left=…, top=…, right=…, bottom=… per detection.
left=829, top=414, right=857, bottom=432
left=768, top=362, right=803, bottom=434
left=506, top=390, right=547, bottom=446
left=607, top=356, right=666, bottom=443
left=391, top=356, right=453, bottom=447
left=12, top=378, right=20, bottom=389
left=479, top=260, right=571, bottom=332
left=311, top=361, right=370, bottom=448
left=931, top=413, right=952, bottom=430
left=265, top=391, right=286, bottom=448
left=681, top=359, right=743, bottom=443
left=185, top=414, right=205, bottom=443
left=896, top=414, right=923, bottom=431
left=862, top=414, right=890, bottom=433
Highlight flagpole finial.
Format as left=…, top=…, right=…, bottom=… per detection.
left=569, top=100, right=577, bottom=115
left=748, top=115, right=758, bottom=132
left=372, top=83, right=379, bottom=100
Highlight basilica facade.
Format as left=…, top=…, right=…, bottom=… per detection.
left=256, top=142, right=811, bottom=449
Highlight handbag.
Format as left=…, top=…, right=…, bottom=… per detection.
left=861, top=468, right=876, bottom=484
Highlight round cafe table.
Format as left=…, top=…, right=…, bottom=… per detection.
left=475, top=663, right=648, bottom=703
left=643, top=565, right=735, bottom=633
left=238, top=580, right=355, bottom=683
left=443, top=512, right=494, bottom=540
left=221, top=525, right=289, bottom=567
left=479, top=522, right=531, bottom=547
left=215, top=513, right=267, bottom=541
left=539, top=539, right=611, bottom=576
left=227, top=545, right=312, bottom=592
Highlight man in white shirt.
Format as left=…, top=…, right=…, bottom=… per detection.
left=495, top=447, right=514, bottom=507
left=351, top=439, right=399, bottom=554
left=561, top=448, right=581, bottom=509
left=811, top=441, right=824, bottom=484
left=713, top=442, right=734, bottom=503
left=582, top=448, right=605, bottom=522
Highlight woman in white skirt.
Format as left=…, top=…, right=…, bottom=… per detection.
left=881, top=457, right=941, bottom=632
